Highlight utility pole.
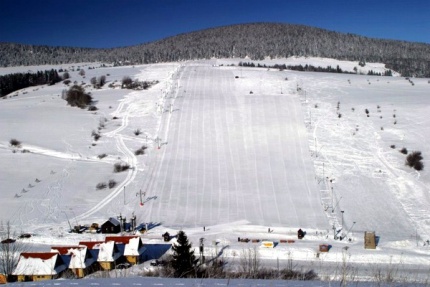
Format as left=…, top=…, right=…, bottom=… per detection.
left=63, top=211, right=72, bottom=231
left=123, top=186, right=126, bottom=205
left=155, top=137, right=162, bottom=149
left=315, top=138, right=317, bottom=157
left=416, top=228, right=418, bottom=247
left=199, top=238, right=205, bottom=264
left=322, top=163, right=325, bottom=180
left=70, top=208, right=79, bottom=227
left=333, top=224, right=337, bottom=240
left=136, top=189, right=145, bottom=206
left=344, top=221, right=356, bottom=239
left=341, top=210, right=345, bottom=228
left=331, top=187, right=334, bottom=213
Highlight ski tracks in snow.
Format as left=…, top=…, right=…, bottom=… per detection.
left=74, top=95, right=138, bottom=222
left=75, top=65, right=182, bottom=222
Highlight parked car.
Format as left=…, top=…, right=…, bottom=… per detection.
left=150, top=260, right=166, bottom=267
left=116, top=262, right=131, bottom=269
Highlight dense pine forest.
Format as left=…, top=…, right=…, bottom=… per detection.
left=1, top=23, right=429, bottom=77
left=0, top=69, right=61, bottom=97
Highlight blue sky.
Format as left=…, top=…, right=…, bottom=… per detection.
left=0, top=0, right=429, bottom=48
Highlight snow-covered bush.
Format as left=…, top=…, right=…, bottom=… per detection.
left=400, top=147, right=408, bottom=155
left=113, top=162, right=130, bottom=173
left=96, top=182, right=107, bottom=190
left=9, top=139, right=21, bottom=147
left=406, top=151, right=424, bottom=171
left=65, top=85, right=92, bottom=109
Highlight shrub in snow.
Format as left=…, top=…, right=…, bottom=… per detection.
left=406, top=151, right=424, bottom=171
left=88, top=105, right=98, bottom=111
left=400, top=147, right=408, bottom=154
left=65, top=85, right=92, bottom=109
left=97, top=153, right=107, bottom=159
left=108, top=180, right=117, bottom=189
left=90, top=77, right=97, bottom=86
left=96, top=182, right=107, bottom=190
left=134, top=145, right=148, bottom=156
left=113, top=162, right=130, bottom=173
left=98, top=75, right=106, bottom=87
left=9, top=138, right=21, bottom=147
left=121, top=76, right=133, bottom=88
left=91, top=131, right=101, bottom=141
left=99, top=118, right=107, bottom=129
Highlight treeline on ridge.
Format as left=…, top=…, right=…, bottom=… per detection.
left=238, top=61, right=393, bottom=76
left=0, top=69, right=61, bottom=97
left=0, top=23, right=429, bottom=77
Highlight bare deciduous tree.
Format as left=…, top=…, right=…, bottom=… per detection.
left=239, top=247, right=260, bottom=278
left=0, top=221, right=28, bottom=279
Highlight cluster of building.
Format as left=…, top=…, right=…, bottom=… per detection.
left=12, top=234, right=147, bottom=282
left=10, top=217, right=158, bottom=283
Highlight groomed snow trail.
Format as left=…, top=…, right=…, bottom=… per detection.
left=142, top=63, right=328, bottom=229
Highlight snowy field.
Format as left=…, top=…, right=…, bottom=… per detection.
left=1, top=57, right=430, bottom=283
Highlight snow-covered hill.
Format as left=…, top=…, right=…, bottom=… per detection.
left=1, top=58, right=430, bottom=283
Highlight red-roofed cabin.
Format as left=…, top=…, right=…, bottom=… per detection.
left=80, top=241, right=121, bottom=270
left=78, top=241, right=104, bottom=270
left=13, top=252, right=67, bottom=282
left=51, top=245, right=97, bottom=278
left=105, top=236, right=146, bottom=265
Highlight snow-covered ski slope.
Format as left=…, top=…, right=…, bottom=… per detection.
left=1, top=58, right=430, bottom=274
left=143, top=62, right=326, bottom=228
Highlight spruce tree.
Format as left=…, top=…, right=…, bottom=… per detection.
left=171, top=231, right=196, bottom=278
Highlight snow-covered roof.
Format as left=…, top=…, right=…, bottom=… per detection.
left=97, top=241, right=121, bottom=262
left=105, top=236, right=145, bottom=256
left=13, top=252, right=67, bottom=276
left=78, top=241, right=103, bottom=250
left=105, top=235, right=137, bottom=245
left=104, top=217, right=121, bottom=226
left=51, top=245, right=96, bottom=269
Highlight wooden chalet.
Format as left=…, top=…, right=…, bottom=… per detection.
left=0, top=274, right=6, bottom=284
left=364, top=231, right=377, bottom=249
left=105, top=235, right=146, bottom=265
left=101, top=217, right=121, bottom=234
left=13, top=252, right=67, bottom=282
left=51, top=245, right=97, bottom=278
left=79, top=240, right=121, bottom=270
left=99, top=241, right=122, bottom=270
